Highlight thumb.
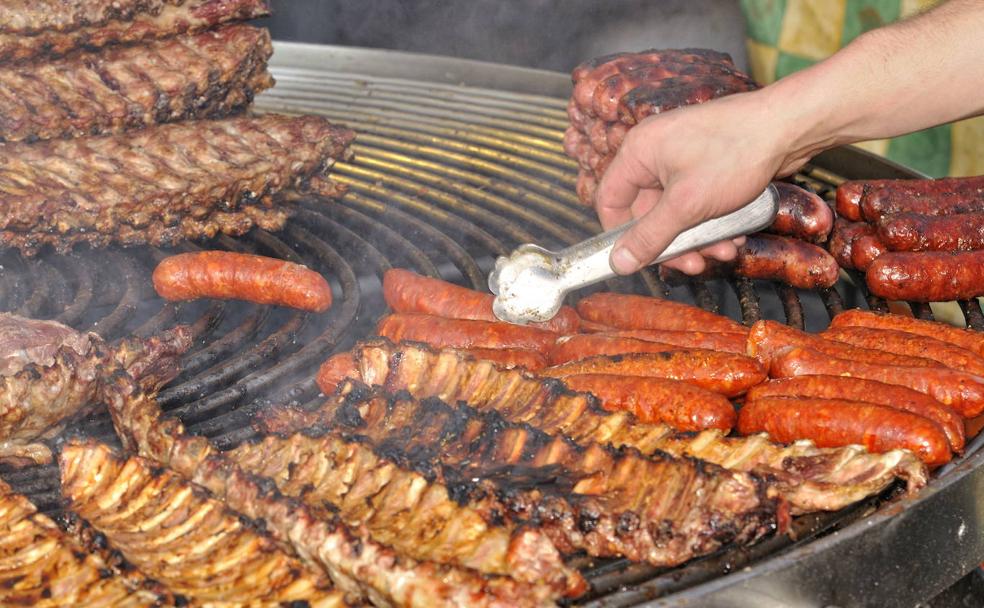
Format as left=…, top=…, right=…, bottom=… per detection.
left=609, top=182, right=698, bottom=275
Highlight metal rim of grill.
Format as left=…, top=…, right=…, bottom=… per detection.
left=1, top=42, right=983, bottom=607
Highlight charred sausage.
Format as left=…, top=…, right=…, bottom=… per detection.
left=603, top=329, right=749, bottom=354
left=829, top=309, right=984, bottom=358
left=770, top=346, right=984, bottom=417
left=827, top=219, right=874, bottom=269
left=822, top=326, right=984, bottom=377
left=850, top=234, right=889, bottom=271
left=877, top=212, right=984, bottom=252
left=382, top=268, right=580, bottom=333
left=376, top=313, right=559, bottom=354
left=866, top=250, right=984, bottom=302
left=745, top=376, right=964, bottom=452
left=576, top=292, right=746, bottom=334
left=733, top=234, right=840, bottom=289
left=737, top=397, right=951, bottom=466
left=860, top=176, right=984, bottom=221
left=549, top=334, right=678, bottom=366
left=834, top=181, right=866, bottom=221
left=316, top=352, right=358, bottom=395
left=769, top=182, right=834, bottom=243
left=153, top=251, right=332, bottom=312
left=561, top=373, right=736, bottom=432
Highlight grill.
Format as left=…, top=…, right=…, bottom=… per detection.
left=3, top=43, right=984, bottom=607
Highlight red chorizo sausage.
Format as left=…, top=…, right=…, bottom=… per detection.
left=745, top=376, right=965, bottom=452
left=877, top=212, right=984, bottom=252
left=770, top=346, right=984, bottom=417
left=830, top=309, right=984, bottom=357
left=152, top=251, right=332, bottom=312
left=316, top=352, right=358, bottom=395
left=733, top=234, right=840, bottom=289
left=576, top=292, right=746, bottom=334
left=827, top=219, right=874, bottom=269
left=769, top=182, right=834, bottom=243
left=866, top=250, right=984, bottom=302
left=375, top=313, right=559, bottom=354
left=458, top=348, right=547, bottom=371
left=578, top=319, right=618, bottom=333
left=860, top=176, right=984, bottom=221
left=548, top=334, right=678, bottom=366
left=850, top=234, right=889, bottom=271
left=737, top=397, right=951, bottom=466
left=603, top=329, right=748, bottom=354
left=382, top=268, right=580, bottom=333
left=834, top=181, right=866, bottom=221
left=822, top=326, right=984, bottom=377
left=541, top=351, right=766, bottom=397
left=560, top=373, right=736, bottom=432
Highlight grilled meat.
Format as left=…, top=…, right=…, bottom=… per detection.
left=256, top=384, right=784, bottom=566
left=344, top=340, right=928, bottom=513
left=60, top=441, right=348, bottom=607
left=0, top=0, right=270, bottom=64
left=104, top=375, right=558, bottom=607
left=0, top=478, right=168, bottom=607
left=0, top=24, right=274, bottom=143
left=0, top=313, right=191, bottom=465
left=0, top=114, right=355, bottom=256
left=227, top=430, right=586, bottom=597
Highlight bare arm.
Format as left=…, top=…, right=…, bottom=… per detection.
left=597, top=0, right=984, bottom=275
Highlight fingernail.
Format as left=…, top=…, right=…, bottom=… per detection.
left=611, top=247, right=640, bottom=275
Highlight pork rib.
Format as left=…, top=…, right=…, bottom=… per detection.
left=60, top=441, right=349, bottom=607
left=0, top=0, right=270, bottom=64
left=0, top=24, right=274, bottom=143
left=346, top=340, right=928, bottom=513
left=0, top=114, right=355, bottom=255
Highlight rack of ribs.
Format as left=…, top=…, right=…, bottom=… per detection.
left=0, top=313, right=192, bottom=465
left=0, top=0, right=270, bottom=64
left=0, top=24, right=274, bottom=143
left=0, top=114, right=355, bottom=256
left=341, top=340, right=928, bottom=514
left=60, top=441, right=350, bottom=606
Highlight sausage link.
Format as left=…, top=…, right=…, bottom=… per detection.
left=834, top=181, right=866, bottom=221
left=316, top=352, right=358, bottom=395
left=769, top=182, right=834, bottom=243
left=745, top=376, right=964, bottom=452
left=152, top=251, right=332, bottom=312
left=827, top=219, right=874, bottom=269
left=877, top=212, right=984, bottom=252
left=603, top=329, right=749, bottom=354
left=576, top=292, right=745, bottom=333
left=734, top=234, right=840, bottom=289
left=376, top=313, right=559, bottom=354
left=745, top=319, right=943, bottom=370
left=578, top=319, right=618, bottom=333
left=382, top=268, right=580, bottom=333
left=541, top=351, right=766, bottom=397
left=737, top=397, right=951, bottom=466
left=561, top=373, right=736, bottom=432
left=823, top=326, right=984, bottom=377
left=866, top=250, right=984, bottom=302
left=830, top=309, right=984, bottom=358
left=458, top=348, right=547, bottom=371
left=549, top=334, right=678, bottom=366
left=770, top=346, right=984, bottom=417
left=860, top=176, right=984, bottom=221
left=850, top=234, right=889, bottom=271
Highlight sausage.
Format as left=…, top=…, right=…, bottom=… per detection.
left=834, top=181, right=865, bottom=221
left=860, top=176, right=984, bottom=221
left=769, top=182, right=834, bottom=243
left=376, top=313, right=559, bottom=354
left=822, top=326, right=984, bottom=377
left=152, top=251, right=332, bottom=312
left=382, top=268, right=580, bottom=333
left=576, top=292, right=746, bottom=334
left=549, top=334, right=678, bottom=366
left=733, top=234, right=840, bottom=289
left=578, top=319, right=618, bottom=333
left=745, top=319, right=943, bottom=370
left=587, top=117, right=610, bottom=155
left=770, top=346, right=984, bottom=417
left=877, top=212, right=984, bottom=252
left=830, top=309, right=984, bottom=358
left=603, top=329, right=749, bottom=354
left=850, top=234, right=889, bottom=271
left=745, top=376, right=964, bottom=452
left=561, top=373, right=736, bottom=432
left=737, top=397, right=952, bottom=466
left=458, top=348, right=547, bottom=371
left=316, top=352, right=358, bottom=395
left=827, top=219, right=874, bottom=269
left=866, top=250, right=984, bottom=302
left=541, top=351, right=766, bottom=397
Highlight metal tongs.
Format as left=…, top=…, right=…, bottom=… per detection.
left=489, top=184, right=779, bottom=324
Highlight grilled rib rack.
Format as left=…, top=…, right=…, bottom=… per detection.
left=1, top=44, right=983, bottom=607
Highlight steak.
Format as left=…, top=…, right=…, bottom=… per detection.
left=0, top=24, right=274, bottom=143
left=0, top=114, right=355, bottom=255
left=0, top=0, right=271, bottom=64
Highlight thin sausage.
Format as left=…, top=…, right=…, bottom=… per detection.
left=860, top=176, right=984, bottom=221
left=877, top=212, right=984, bottom=252
left=604, top=329, right=749, bottom=354
left=745, top=376, right=964, bottom=452
left=316, top=352, right=358, bottom=395
left=770, top=346, right=984, bottom=417
left=382, top=268, right=580, bottom=333
left=541, top=351, right=766, bottom=397
left=822, top=326, right=984, bottom=377
left=376, top=313, right=559, bottom=354
left=850, top=234, right=889, bottom=271
left=834, top=181, right=866, bottom=221
left=152, top=251, right=332, bottom=312
left=830, top=309, right=984, bottom=357
left=549, top=334, right=678, bottom=366
left=561, top=373, right=736, bottom=432
left=733, top=234, right=840, bottom=289
left=576, top=292, right=746, bottom=333
left=866, top=250, right=984, bottom=302
left=827, top=219, right=874, bottom=269
left=578, top=319, right=618, bottom=333
left=769, top=182, right=834, bottom=243
left=737, top=397, right=951, bottom=466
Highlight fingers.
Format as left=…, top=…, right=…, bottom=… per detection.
left=698, top=239, right=739, bottom=262
left=598, top=187, right=661, bottom=230
left=594, top=129, right=659, bottom=225
left=660, top=252, right=707, bottom=275
left=610, top=181, right=696, bottom=274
